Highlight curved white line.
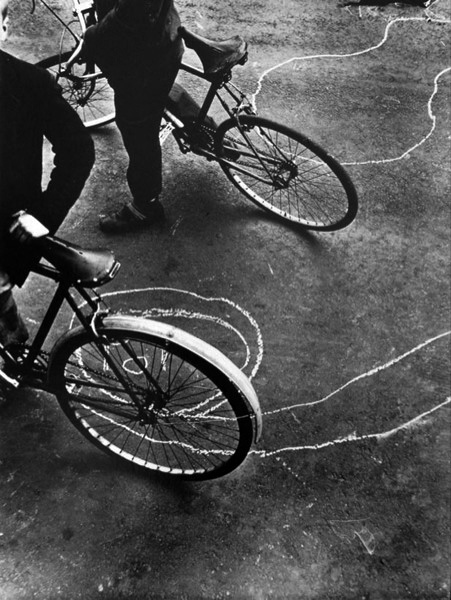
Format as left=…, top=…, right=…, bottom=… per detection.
left=253, top=396, right=451, bottom=457
left=251, top=17, right=445, bottom=107
left=251, top=15, right=450, bottom=165
left=344, top=66, right=451, bottom=166
left=117, top=307, right=252, bottom=373
left=264, top=330, right=450, bottom=415
left=69, top=286, right=264, bottom=379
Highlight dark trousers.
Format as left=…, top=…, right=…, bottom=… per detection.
left=113, top=42, right=183, bottom=208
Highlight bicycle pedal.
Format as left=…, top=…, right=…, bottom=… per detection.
left=159, top=122, right=175, bottom=144
left=13, top=368, right=47, bottom=389
left=0, top=368, right=20, bottom=389
left=172, top=129, right=191, bottom=154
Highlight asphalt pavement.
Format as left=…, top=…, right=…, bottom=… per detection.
left=1, top=1, right=450, bottom=598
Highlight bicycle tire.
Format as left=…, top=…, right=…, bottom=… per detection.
left=215, top=115, right=358, bottom=231
left=48, top=316, right=262, bottom=480
left=37, top=51, right=115, bottom=130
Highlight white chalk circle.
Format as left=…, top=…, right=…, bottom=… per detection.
left=83, top=286, right=264, bottom=381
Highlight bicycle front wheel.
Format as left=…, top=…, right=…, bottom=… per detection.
left=216, top=115, right=358, bottom=231
left=37, top=52, right=115, bottom=130
left=49, top=316, right=261, bottom=480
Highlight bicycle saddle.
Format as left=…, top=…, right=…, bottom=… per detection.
left=179, top=26, right=248, bottom=79
left=39, top=237, right=120, bottom=288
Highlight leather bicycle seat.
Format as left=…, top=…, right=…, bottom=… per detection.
left=39, top=236, right=120, bottom=288
left=179, top=26, right=248, bottom=78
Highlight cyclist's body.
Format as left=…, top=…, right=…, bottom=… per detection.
left=0, top=0, right=95, bottom=348
left=83, top=0, right=184, bottom=233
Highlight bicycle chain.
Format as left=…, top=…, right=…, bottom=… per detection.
left=191, top=123, right=216, bottom=151
left=13, top=343, right=147, bottom=395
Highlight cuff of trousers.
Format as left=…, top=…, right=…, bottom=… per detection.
left=126, top=200, right=159, bottom=220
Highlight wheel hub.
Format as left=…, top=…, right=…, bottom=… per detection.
left=138, top=389, right=169, bottom=425
left=273, top=161, right=298, bottom=189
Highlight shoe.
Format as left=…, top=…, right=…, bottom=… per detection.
left=0, top=348, right=23, bottom=394
left=2, top=345, right=47, bottom=390
left=99, top=201, right=165, bottom=234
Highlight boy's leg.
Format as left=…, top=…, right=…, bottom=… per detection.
left=119, top=113, right=163, bottom=209
left=98, top=107, right=166, bottom=233
left=0, top=284, right=29, bottom=349
left=99, top=44, right=183, bottom=234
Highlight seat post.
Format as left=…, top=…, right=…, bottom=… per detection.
left=22, top=283, right=68, bottom=369
left=197, top=79, right=222, bottom=124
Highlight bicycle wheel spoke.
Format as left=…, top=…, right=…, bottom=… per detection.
left=37, top=46, right=115, bottom=129
left=53, top=324, right=255, bottom=479
left=218, top=115, right=357, bottom=230
left=166, top=426, right=206, bottom=472
left=163, top=426, right=220, bottom=471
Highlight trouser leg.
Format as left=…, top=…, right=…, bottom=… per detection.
left=113, top=46, right=182, bottom=211
left=116, top=115, right=163, bottom=206
left=0, top=287, right=29, bottom=349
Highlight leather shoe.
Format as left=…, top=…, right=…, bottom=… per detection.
left=99, top=201, right=165, bottom=234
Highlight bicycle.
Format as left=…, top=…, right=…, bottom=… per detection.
left=35, top=0, right=358, bottom=231
left=0, top=233, right=262, bottom=480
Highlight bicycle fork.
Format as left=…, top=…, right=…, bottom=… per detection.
left=66, top=287, right=169, bottom=421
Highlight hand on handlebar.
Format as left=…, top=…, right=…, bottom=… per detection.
left=9, top=211, right=50, bottom=245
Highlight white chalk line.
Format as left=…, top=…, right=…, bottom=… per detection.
left=254, top=330, right=450, bottom=457
left=357, top=1, right=444, bottom=21
left=425, top=0, right=451, bottom=21
left=251, top=15, right=451, bottom=166
left=251, top=17, right=448, bottom=106
left=345, top=65, right=451, bottom=166
left=253, top=396, right=451, bottom=458
left=68, top=291, right=449, bottom=461
left=264, top=330, right=450, bottom=415
left=119, top=307, right=252, bottom=373
left=71, top=286, right=264, bottom=381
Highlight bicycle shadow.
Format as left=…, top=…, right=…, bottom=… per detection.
left=169, top=181, right=328, bottom=253
left=250, top=209, right=326, bottom=247
left=0, top=387, right=195, bottom=497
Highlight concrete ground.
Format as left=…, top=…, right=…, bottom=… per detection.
left=1, top=0, right=450, bottom=598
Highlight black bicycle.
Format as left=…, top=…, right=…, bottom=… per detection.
left=35, top=0, right=358, bottom=231
left=0, top=234, right=262, bottom=480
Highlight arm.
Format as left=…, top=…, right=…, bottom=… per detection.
left=9, top=212, right=49, bottom=245
left=31, top=71, right=95, bottom=234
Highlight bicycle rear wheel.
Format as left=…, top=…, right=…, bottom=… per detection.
left=215, top=115, right=358, bottom=231
left=37, top=51, right=115, bottom=130
left=49, top=316, right=261, bottom=480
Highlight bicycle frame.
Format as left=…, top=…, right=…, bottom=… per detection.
left=162, top=62, right=255, bottom=156
left=0, top=263, right=110, bottom=388
left=1, top=255, right=169, bottom=417
left=38, top=0, right=256, bottom=140
left=36, top=0, right=282, bottom=193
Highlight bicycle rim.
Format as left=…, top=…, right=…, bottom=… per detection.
left=216, top=115, right=358, bottom=231
left=51, top=324, right=255, bottom=480
left=37, top=52, right=115, bottom=129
